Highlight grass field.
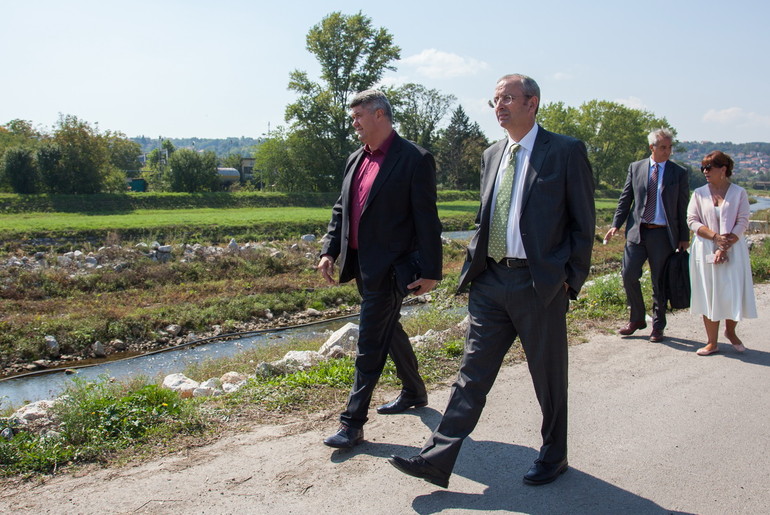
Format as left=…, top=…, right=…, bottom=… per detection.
left=0, top=199, right=617, bottom=235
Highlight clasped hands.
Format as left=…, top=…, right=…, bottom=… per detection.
left=713, top=233, right=736, bottom=252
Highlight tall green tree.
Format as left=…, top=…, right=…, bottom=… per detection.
left=105, top=131, right=142, bottom=171
left=539, top=100, right=673, bottom=188
left=285, top=12, right=400, bottom=189
left=390, top=83, right=456, bottom=152
left=435, top=106, right=490, bottom=189
left=37, top=115, right=109, bottom=194
left=167, top=149, right=219, bottom=192
left=3, top=146, right=40, bottom=193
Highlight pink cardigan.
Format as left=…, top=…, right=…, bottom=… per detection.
left=687, top=183, right=750, bottom=237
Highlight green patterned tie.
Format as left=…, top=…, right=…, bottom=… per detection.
left=488, top=143, right=521, bottom=261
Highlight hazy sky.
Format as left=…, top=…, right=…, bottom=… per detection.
left=2, top=0, right=768, bottom=144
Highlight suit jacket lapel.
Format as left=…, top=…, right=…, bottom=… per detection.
left=363, top=135, right=403, bottom=212
left=520, top=126, right=549, bottom=211
left=480, top=139, right=507, bottom=226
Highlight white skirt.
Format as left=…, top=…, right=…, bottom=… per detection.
left=689, top=235, right=757, bottom=321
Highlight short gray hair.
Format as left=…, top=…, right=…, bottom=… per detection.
left=648, top=128, right=674, bottom=146
left=349, top=89, right=393, bottom=122
left=497, top=74, right=540, bottom=113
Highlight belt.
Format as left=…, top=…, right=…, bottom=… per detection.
left=641, top=223, right=667, bottom=229
left=491, top=257, right=529, bottom=268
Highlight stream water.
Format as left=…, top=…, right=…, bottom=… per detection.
left=0, top=316, right=361, bottom=410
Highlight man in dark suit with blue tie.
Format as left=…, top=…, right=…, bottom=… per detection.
left=389, top=74, right=595, bottom=488
left=317, top=90, right=443, bottom=449
left=604, top=129, right=690, bottom=342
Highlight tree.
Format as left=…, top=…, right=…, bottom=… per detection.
left=167, top=149, right=219, bottom=192
left=435, top=106, right=490, bottom=189
left=36, top=115, right=109, bottom=194
left=253, top=126, right=318, bottom=192
left=389, top=83, right=456, bottom=152
left=285, top=12, right=400, bottom=189
left=3, top=146, right=40, bottom=193
left=1, top=119, right=41, bottom=169
left=105, top=131, right=142, bottom=171
left=538, top=100, right=673, bottom=188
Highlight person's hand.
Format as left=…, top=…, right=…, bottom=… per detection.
left=603, top=227, right=618, bottom=243
left=317, top=255, right=336, bottom=284
left=714, top=248, right=728, bottom=264
left=713, top=233, right=730, bottom=251
left=678, top=240, right=690, bottom=251
left=407, top=278, right=438, bottom=296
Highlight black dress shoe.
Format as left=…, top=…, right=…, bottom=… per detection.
left=619, top=321, right=647, bottom=336
left=388, top=455, right=449, bottom=488
left=376, top=393, right=428, bottom=414
left=649, top=329, right=665, bottom=342
left=523, top=459, right=568, bottom=485
left=323, top=424, right=363, bottom=449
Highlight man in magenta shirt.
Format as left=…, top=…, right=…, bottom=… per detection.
left=317, top=90, right=443, bottom=448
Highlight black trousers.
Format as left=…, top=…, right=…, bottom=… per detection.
left=340, top=251, right=426, bottom=429
left=420, top=261, right=569, bottom=474
left=621, top=226, right=673, bottom=330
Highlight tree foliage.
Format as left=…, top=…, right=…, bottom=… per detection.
left=389, top=83, right=456, bottom=152
left=538, top=100, right=674, bottom=187
left=3, top=146, right=40, bottom=194
left=167, top=149, right=219, bottom=192
left=434, top=106, right=490, bottom=189
left=285, top=12, right=400, bottom=189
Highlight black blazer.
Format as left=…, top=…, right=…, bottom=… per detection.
left=458, top=126, right=595, bottom=305
left=611, top=158, right=689, bottom=249
left=321, top=133, right=443, bottom=291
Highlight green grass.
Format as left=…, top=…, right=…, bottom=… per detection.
left=0, top=375, right=207, bottom=475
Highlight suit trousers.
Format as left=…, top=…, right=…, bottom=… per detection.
left=420, top=260, right=569, bottom=474
left=340, top=251, right=426, bottom=429
left=621, top=226, right=673, bottom=330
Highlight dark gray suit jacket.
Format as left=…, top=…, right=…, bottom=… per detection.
left=611, top=159, right=689, bottom=249
left=321, top=133, right=443, bottom=292
left=457, top=126, right=595, bottom=305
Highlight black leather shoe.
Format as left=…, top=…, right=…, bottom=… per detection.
left=376, top=393, right=428, bottom=414
left=323, top=424, right=363, bottom=449
left=523, top=459, right=568, bottom=485
left=649, top=329, right=665, bottom=342
left=619, top=321, right=647, bottom=336
left=388, top=455, right=449, bottom=488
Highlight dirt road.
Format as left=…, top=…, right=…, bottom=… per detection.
left=2, top=284, right=769, bottom=514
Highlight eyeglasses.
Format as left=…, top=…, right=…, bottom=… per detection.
left=700, top=164, right=723, bottom=172
left=488, top=94, right=532, bottom=108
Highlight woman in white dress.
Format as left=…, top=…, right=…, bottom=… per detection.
left=687, top=150, right=757, bottom=356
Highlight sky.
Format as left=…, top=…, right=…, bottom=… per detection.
left=2, top=0, right=769, bottom=144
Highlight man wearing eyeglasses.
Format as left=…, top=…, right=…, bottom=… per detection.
left=389, top=74, right=595, bottom=488
left=604, top=128, right=689, bottom=343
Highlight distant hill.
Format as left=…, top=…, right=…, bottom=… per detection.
left=131, top=136, right=263, bottom=157
left=675, top=141, right=770, bottom=177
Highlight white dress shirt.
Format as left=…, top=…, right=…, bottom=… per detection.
left=489, top=124, right=539, bottom=259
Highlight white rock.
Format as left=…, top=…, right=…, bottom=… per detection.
left=165, top=324, right=182, bottom=337
left=318, top=322, right=359, bottom=357
left=222, top=380, right=247, bottom=393
left=162, top=373, right=199, bottom=398
left=273, top=350, right=324, bottom=373
left=220, top=371, right=248, bottom=385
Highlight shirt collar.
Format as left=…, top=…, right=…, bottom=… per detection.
left=364, top=130, right=396, bottom=156
left=506, top=124, right=538, bottom=154
left=649, top=157, right=667, bottom=168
